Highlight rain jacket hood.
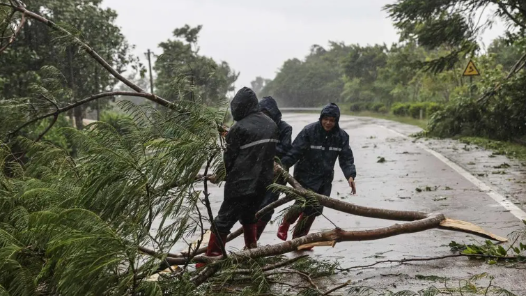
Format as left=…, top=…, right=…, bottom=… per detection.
left=259, top=96, right=282, bottom=124
left=319, top=103, right=340, bottom=130
left=231, top=87, right=259, bottom=121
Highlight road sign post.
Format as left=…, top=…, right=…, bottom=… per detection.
left=463, top=60, right=480, bottom=98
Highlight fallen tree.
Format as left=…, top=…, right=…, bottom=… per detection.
left=0, top=2, right=515, bottom=295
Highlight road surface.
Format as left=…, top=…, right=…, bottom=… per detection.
left=191, top=113, right=526, bottom=293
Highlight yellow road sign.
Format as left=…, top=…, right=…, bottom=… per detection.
left=463, top=60, right=480, bottom=76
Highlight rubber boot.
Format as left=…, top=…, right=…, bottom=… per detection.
left=196, top=232, right=227, bottom=268
left=243, top=224, right=258, bottom=249
left=292, top=214, right=316, bottom=250
left=277, top=210, right=302, bottom=241
left=256, top=220, right=268, bottom=240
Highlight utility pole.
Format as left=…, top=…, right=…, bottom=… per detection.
left=145, top=49, right=155, bottom=107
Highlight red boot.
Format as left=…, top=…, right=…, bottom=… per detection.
left=292, top=214, right=316, bottom=250
left=277, top=211, right=302, bottom=241
left=196, top=232, right=227, bottom=268
left=277, top=221, right=290, bottom=241
left=256, top=220, right=268, bottom=240
left=243, top=224, right=258, bottom=249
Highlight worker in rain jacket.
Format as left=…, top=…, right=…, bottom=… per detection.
left=197, top=87, right=278, bottom=268
left=277, top=103, right=356, bottom=245
left=255, top=96, right=292, bottom=239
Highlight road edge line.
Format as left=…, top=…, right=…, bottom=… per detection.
left=378, top=125, right=526, bottom=221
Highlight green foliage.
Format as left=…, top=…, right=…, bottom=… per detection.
left=391, top=102, right=410, bottom=117
left=154, top=25, right=238, bottom=106
left=428, top=63, right=526, bottom=140
left=426, top=103, right=443, bottom=118
left=0, top=0, right=137, bottom=128
left=449, top=224, right=526, bottom=264
left=99, top=110, right=135, bottom=135
left=408, top=103, right=427, bottom=119
left=260, top=42, right=350, bottom=107
left=459, top=137, right=526, bottom=161
left=0, top=97, right=227, bottom=295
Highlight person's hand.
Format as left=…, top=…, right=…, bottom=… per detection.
left=208, top=174, right=219, bottom=184
left=220, top=125, right=229, bottom=137
left=348, top=177, right=356, bottom=195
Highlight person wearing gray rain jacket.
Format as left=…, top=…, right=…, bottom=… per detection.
left=255, top=96, right=292, bottom=240
left=277, top=103, right=356, bottom=247
left=197, top=87, right=278, bottom=268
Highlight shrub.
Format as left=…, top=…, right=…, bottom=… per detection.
left=378, top=106, right=388, bottom=113
left=391, top=102, right=410, bottom=116
left=408, top=102, right=427, bottom=119
left=372, top=103, right=385, bottom=112
left=349, top=102, right=365, bottom=112
left=426, top=103, right=444, bottom=117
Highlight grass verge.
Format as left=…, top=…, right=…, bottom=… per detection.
left=341, top=110, right=429, bottom=129
left=459, top=137, right=526, bottom=162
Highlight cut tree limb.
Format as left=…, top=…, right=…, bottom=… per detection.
left=143, top=163, right=507, bottom=288
left=297, top=240, right=336, bottom=250
left=440, top=218, right=508, bottom=242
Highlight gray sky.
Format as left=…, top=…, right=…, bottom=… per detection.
left=102, top=0, right=504, bottom=92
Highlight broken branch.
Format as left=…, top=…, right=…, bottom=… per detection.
left=0, top=11, right=25, bottom=54
left=338, top=253, right=523, bottom=271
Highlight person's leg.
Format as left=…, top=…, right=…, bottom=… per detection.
left=277, top=200, right=303, bottom=240
left=292, top=183, right=331, bottom=244
left=197, top=198, right=239, bottom=268
left=240, top=194, right=262, bottom=249
left=256, top=190, right=280, bottom=239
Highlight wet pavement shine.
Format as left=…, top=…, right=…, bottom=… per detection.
left=190, top=113, right=526, bottom=293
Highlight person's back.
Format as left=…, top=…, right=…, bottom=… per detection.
left=197, top=87, right=277, bottom=268
left=225, top=94, right=278, bottom=197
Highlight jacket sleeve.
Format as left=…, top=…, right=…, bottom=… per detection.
left=339, top=135, right=356, bottom=180
left=281, top=127, right=309, bottom=168
left=224, top=125, right=241, bottom=175
left=276, top=125, right=293, bottom=159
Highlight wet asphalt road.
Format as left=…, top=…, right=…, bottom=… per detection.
left=190, top=113, right=526, bottom=294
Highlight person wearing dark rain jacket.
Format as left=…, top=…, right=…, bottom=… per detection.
left=197, top=87, right=278, bottom=268
left=255, top=96, right=292, bottom=239
left=277, top=103, right=356, bottom=245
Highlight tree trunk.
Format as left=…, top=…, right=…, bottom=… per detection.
left=74, top=106, right=83, bottom=130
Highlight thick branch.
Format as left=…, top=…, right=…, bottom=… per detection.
left=191, top=265, right=221, bottom=287
left=221, top=255, right=309, bottom=275
left=323, top=281, right=352, bottom=296
left=213, top=213, right=445, bottom=267
left=34, top=113, right=58, bottom=142
left=275, top=164, right=428, bottom=221
left=255, top=193, right=294, bottom=219
left=176, top=192, right=293, bottom=258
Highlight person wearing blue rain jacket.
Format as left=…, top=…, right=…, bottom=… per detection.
left=255, top=96, right=292, bottom=240
left=277, top=103, right=357, bottom=245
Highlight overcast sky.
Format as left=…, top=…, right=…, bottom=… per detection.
left=102, top=0, right=504, bottom=92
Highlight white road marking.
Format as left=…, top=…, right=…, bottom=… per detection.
left=378, top=125, right=526, bottom=222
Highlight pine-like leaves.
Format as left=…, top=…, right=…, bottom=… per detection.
left=0, top=97, right=226, bottom=295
